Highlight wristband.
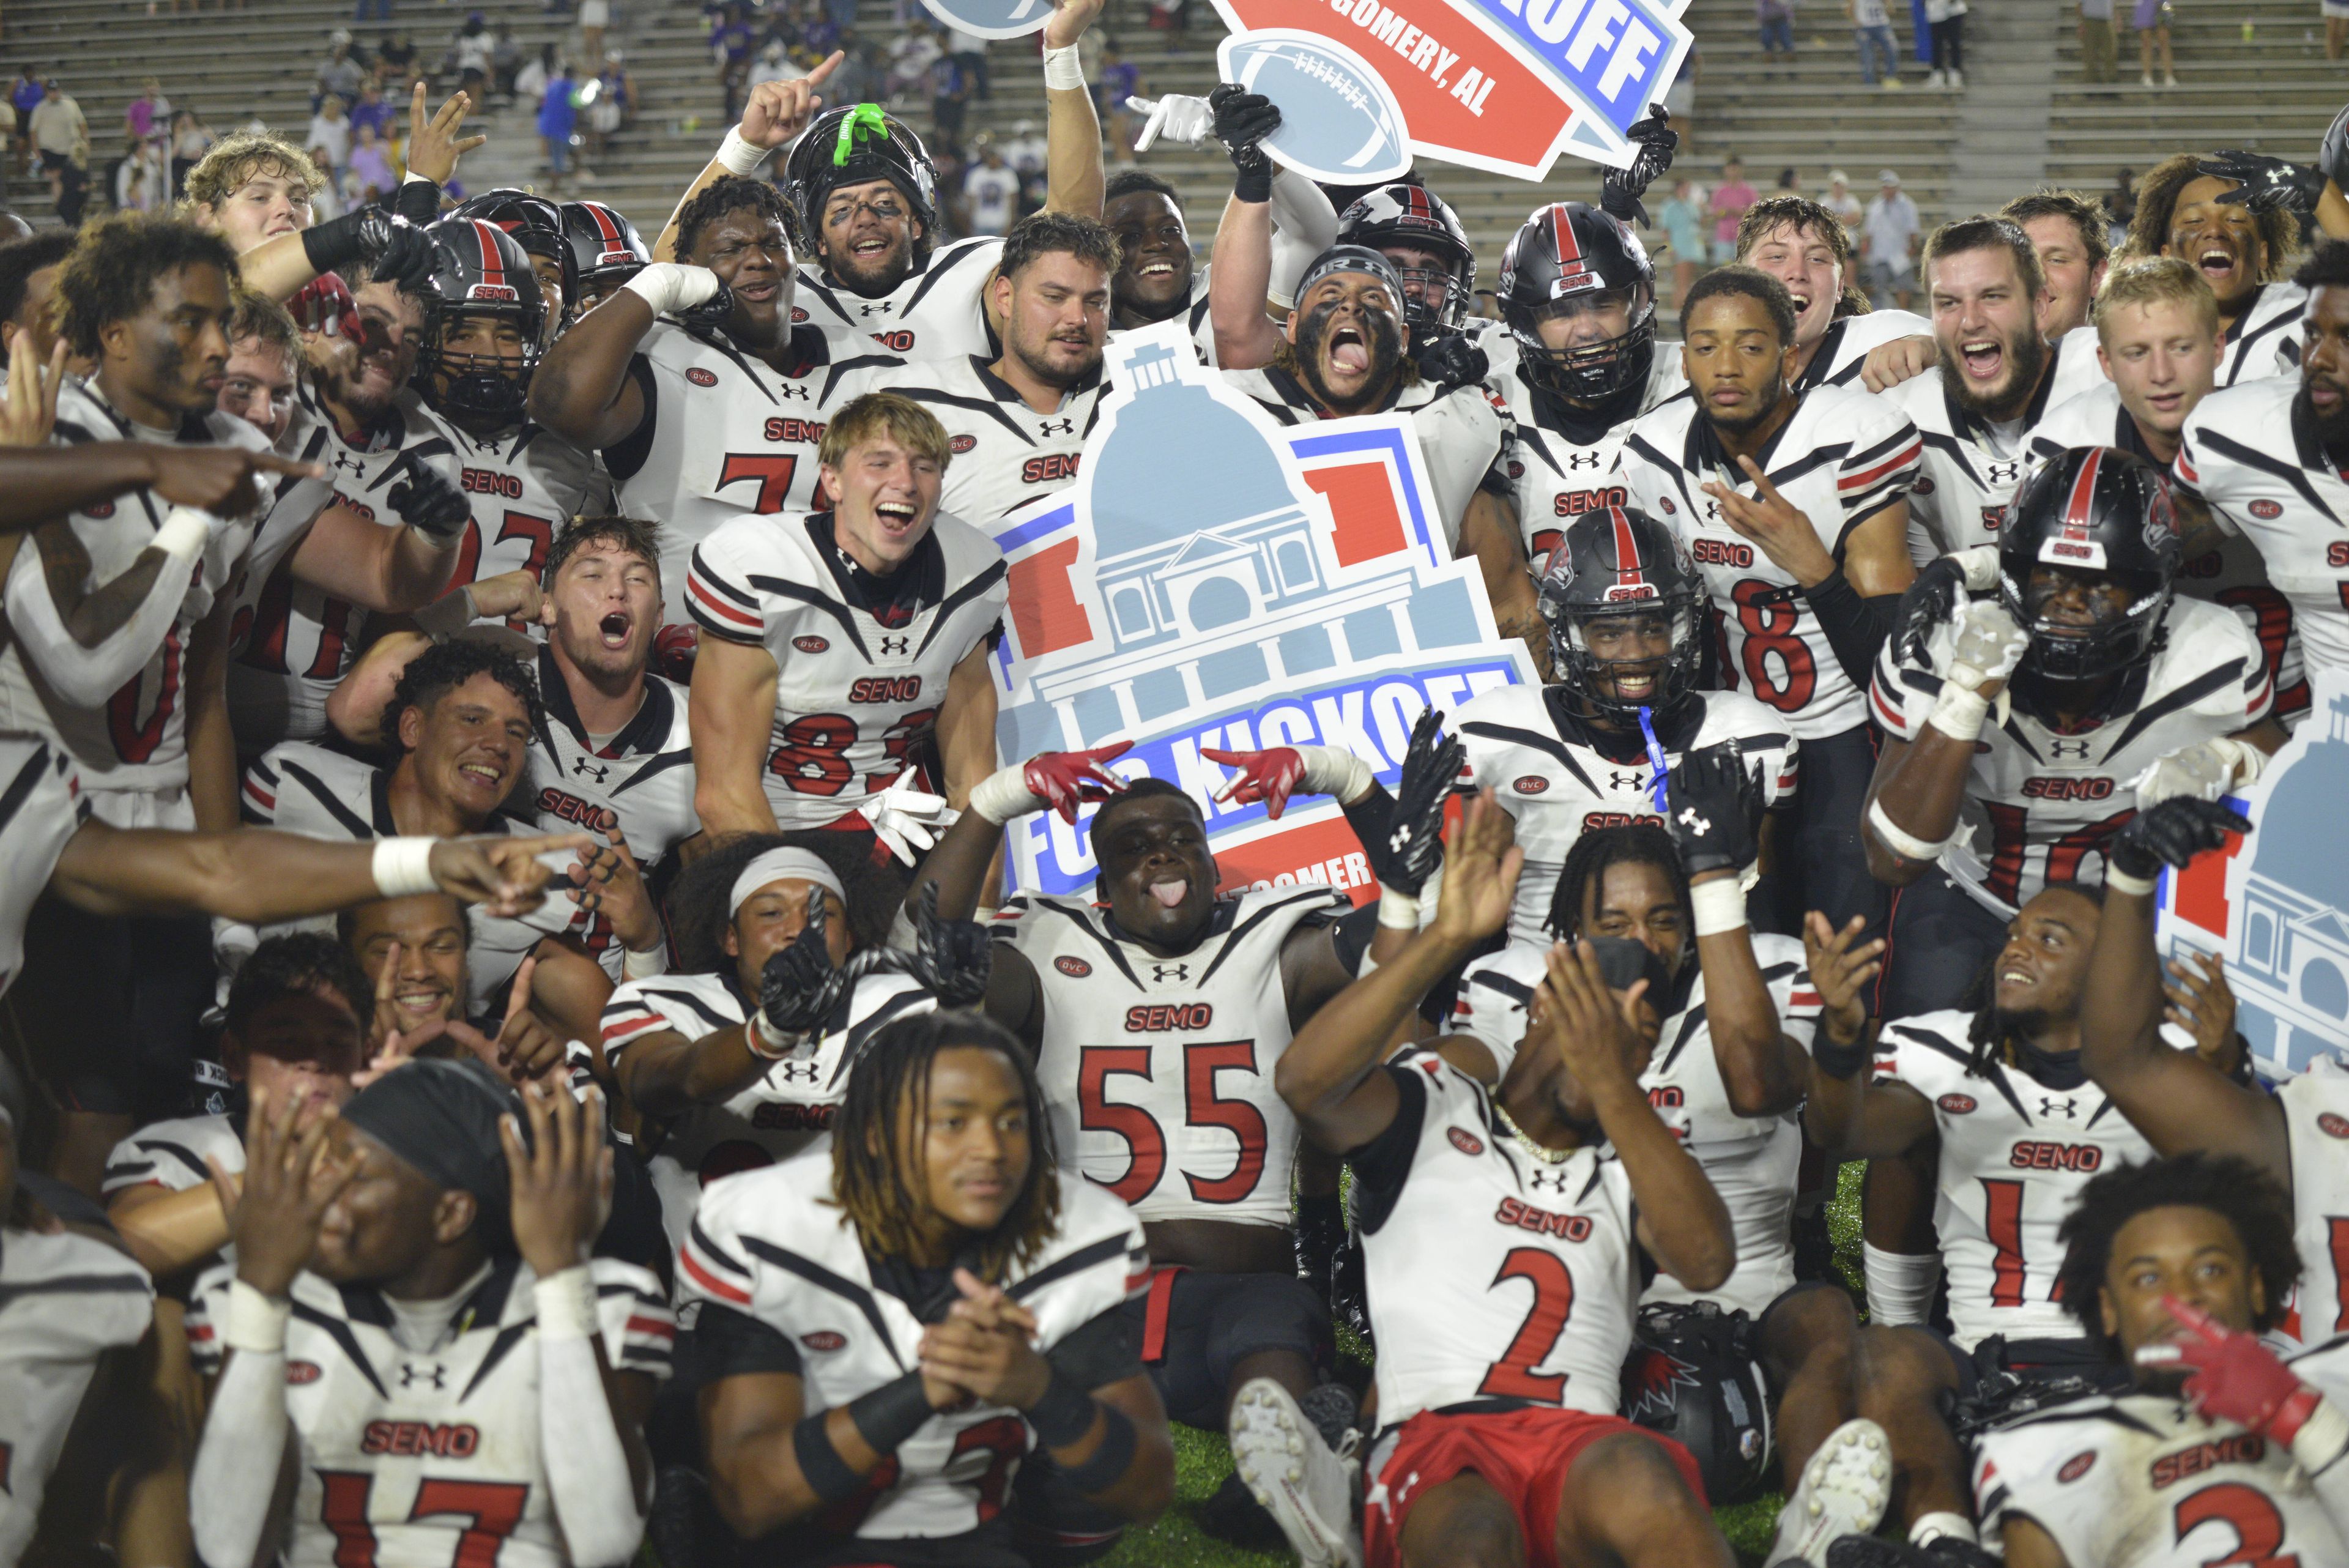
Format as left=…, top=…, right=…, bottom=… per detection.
left=1690, top=877, right=1748, bottom=938
left=1925, top=678, right=1993, bottom=743
left=2105, top=864, right=2159, bottom=897
left=1026, top=1366, right=1097, bottom=1447
left=533, top=1265, right=599, bottom=1342
left=2290, top=1389, right=2349, bottom=1471
left=847, top=1372, right=936, bottom=1455
left=1377, top=886, right=1420, bottom=931
left=1813, top=1030, right=1872, bottom=1080
left=152, top=506, right=213, bottom=563
left=225, top=1279, right=291, bottom=1355
left=1055, top=1402, right=1137, bottom=1492
left=1042, top=45, right=1085, bottom=91
left=1234, top=162, right=1272, bottom=204
left=746, top=1009, right=795, bottom=1060
left=1866, top=798, right=1950, bottom=864
left=968, top=765, right=1044, bottom=826
left=372, top=836, right=441, bottom=898
left=791, top=1413, right=866, bottom=1503
left=622, top=942, right=669, bottom=981
left=716, top=125, right=772, bottom=176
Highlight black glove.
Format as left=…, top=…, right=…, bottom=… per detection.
left=2323, top=103, right=2349, bottom=193
left=1209, top=82, right=1281, bottom=203
left=302, top=207, right=438, bottom=294
left=1413, top=329, right=1489, bottom=392
left=906, top=883, right=993, bottom=1008
left=2196, top=149, right=2325, bottom=217
left=759, top=889, right=848, bottom=1037
left=1600, top=103, right=1677, bottom=228
left=386, top=455, right=472, bottom=546
left=1381, top=707, right=1465, bottom=897
left=677, top=277, right=737, bottom=338
left=1894, top=554, right=1967, bottom=668
left=1663, top=742, right=1763, bottom=879
left=2107, top=797, right=2252, bottom=882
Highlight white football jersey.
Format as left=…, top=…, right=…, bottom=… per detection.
left=1107, top=272, right=1216, bottom=365
left=890, top=354, right=1105, bottom=526
left=0, top=1227, right=154, bottom=1568
left=598, top=966, right=938, bottom=1250
left=103, top=1108, right=240, bottom=1197
left=1222, top=363, right=1507, bottom=549
left=1973, top=1387, right=2347, bottom=1567
left=421, top=407, right=612, bottom=625
left=604, top=319, right=903, bottom=600
left=2174, top=375, right=2349, bottom=684
left=1792, top=308, right=1931, bottom=392
left=1620, top=382, right=1921, bottom=740
left=675, top=1151, right=1147, bottom=1544
left=1876, top=1009, right=2158, bottom=1348
left=1354, top=1050, right=1641, bottom=1425
left=683, top=510, right=1006, bottom=831
left=1870, top=596, right=2271, bottom=916
left=185, top=1255, right=672, bottom=1568
left=2055, top=280, right=2303, bottom=401
left=1888, top=353, right=2079, bottom=558
left=1452, top=683, right=1798, bottom=946
left=1491, top=355, right=1686, bottom=573
left=0, top=732, right=89, bottom=997
left=0, top=378, right=273, bottom=806
left=792, top=236, right=1006, bottom=363
left=997, top=885, right=1349, bottom=1229
left=1450, top=935, right=1821, bottom=1316
left=2277, top=1057, right=2349, bottom=1345
left=2028, top=382, right=2308, bottom=721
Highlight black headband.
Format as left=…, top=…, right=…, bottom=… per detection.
left=1297, top=244, right=1408, bottom=308
left=339, top=1057, right=521, bottom=1236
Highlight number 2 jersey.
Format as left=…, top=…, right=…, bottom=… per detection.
left=1869, top=595, right=2271, bottom=916
left=185, top=1255, right=673, bottom=1568
left=683, top=510, right=1007, bottom=831
left=1449, top=934, right=1821, bottom=1317
left=1619, top=381, right=1923, bottom=740
left=675, top=1150, right=1148, bottom=1560
left=1875, top=1009, right=2157, bottom=1349
left=993, top=885, right=1350, bottom=1230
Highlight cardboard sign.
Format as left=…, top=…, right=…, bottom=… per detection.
left=917, top=0, right=1056, bottom=40
left=984, top=319, right=1540, bottom=902
left=1219, top=30, right=1414, bottom=185
left=2155, top=675, right=2349, bottom=1078
left=1212, top=0, right=1691, bottom=174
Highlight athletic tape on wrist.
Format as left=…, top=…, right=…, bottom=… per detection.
left=153, top=507, right=213, bottom=562
left=1043, top=45, right=1084, bottom=90
left=746, top=1009, right=793, bottom=1060
left=1376, top=886, right=1420, bottom=931
left=1866, top=798, right=1950, bottom=864
left=225, top=1279, right=291, bottom=1355
left=2105, top=865, right=2159, bottom=897
left=2292, top=1391, right=2349, bottom=1472
left=1926, top=677, right=1992, bottom=742
left=371, top=837, right=440, bottom=899
left=716, top=126, right=771, bottom=176
left=622, top=943, right=670, bottom=981
left=532, top=1266, right=599, bottom=1342
left=1690, top=877, right=1748, bottom=937
left=791, top=1414, right=864, bottom=1503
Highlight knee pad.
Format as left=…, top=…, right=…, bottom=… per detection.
left=1203, top=1271, right=1333, bottom=1380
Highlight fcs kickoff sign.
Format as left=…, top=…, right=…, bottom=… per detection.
left=982, top=319, right=1539, bottom=904
left=1212, top=0, right=1690, bottom=176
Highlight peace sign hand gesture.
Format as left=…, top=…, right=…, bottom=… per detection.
left=1700, top=455, right=1836, bottom=589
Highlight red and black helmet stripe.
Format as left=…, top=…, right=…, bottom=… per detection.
left=2059, top=446, right=2104, bottom=546
left=464, top=218, right=508, bottom=295
left=1608, top=504, right=1647, bottom=591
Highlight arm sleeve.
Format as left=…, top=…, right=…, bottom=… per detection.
left=2, top=526, right=195, bottom=707
left=1801, top=568, right=1904, bottom=687
left=1345, top=1062, right=1430, bottom=1224
left=1045, top=1302, right=1145, bottom=1392
left=190, top=1336, right=291, bottom=1568
left=680, top=1301, right=803, bottom=1384
left=538, top=1291, right=650, bottom=1567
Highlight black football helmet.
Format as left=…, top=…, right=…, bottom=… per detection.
left=782, top=105, right=939, bottom=258
left=1996, top=445, right=2182, bottom=683
left=1619, top=1302, right=1774, bottom=1507
left=1537, top=506, right=1705, bottom=719
left=415, top=218, right=546, bottom=426
left=1336, top=183, right=1476, bottom=333
left=450, top=188, right=576, bottom=314
left=1498, top=202, right=1658, bottom=403
left=560, top=199, right=650, bottom=310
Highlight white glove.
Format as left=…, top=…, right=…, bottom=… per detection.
left=1129, top=93, right=1211, bottom=152
left=1928, top=600, right=2029, bottom=742
left=621, top=262, right=722, bottom=318
left=1951, top=543, right=2000, bottom=592
left=858, top=773, right=954, bottom=865
left=2134, top=737, right=2268, bottom=808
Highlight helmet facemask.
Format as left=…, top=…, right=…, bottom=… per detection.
left=420, top=303, right=540, bottom=427
left=1543, top=593, right=1702, bottom=719
left=1512, top=283, right=1658, bottom=403
left=2000, top=561, right=2173, bottom=684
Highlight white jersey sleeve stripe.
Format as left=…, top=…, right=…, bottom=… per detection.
left=678, top=1217, right=755, bottom=1306
left=685, top=564, right=764, bottom=641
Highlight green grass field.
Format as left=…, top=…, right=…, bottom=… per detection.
left=1100, top=1165, right=1873, bottom=1567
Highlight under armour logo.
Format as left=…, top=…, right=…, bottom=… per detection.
left=1608, top=771, right=1646, bottom=792
left=1563, top=451, right=1603, bottom=470
left=330, top=450, right=369, bottom=476
left=2047, top=738, right=2093, bottom=759
left=2038, top=1097, right=2079, bottom=1120
left=856, top=302, right=888, bottom=318
left=399, top=1362, right=447, bottom=1389
left=1038, top=417, right=1075, bottom=437
left=1701, top=499, right=1723, bottom=523
left=877, top=634, right=910, bottom=656
left=1676, top=806, right=1711, bottom=834
left=777, top=382, right=811, bottom=402
left=771, top=1061, right=822, bottom=1083
left=1526, top=1167, right=1577, bottom=1193
left=1985, top=461, right=2022, bottom=486
left=573, top=758, right=612, bottom=783
left=1151, top=963, right=1189, bottom=983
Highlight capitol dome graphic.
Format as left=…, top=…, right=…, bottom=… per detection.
left=2228, top=691, right=2349, bottom=1071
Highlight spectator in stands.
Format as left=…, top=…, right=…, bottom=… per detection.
left=492, top=25, right=524, bottom=101
left=306, top=94, right=351, bottom=184
left=579, top=0, right=609, bottom=68
left=930, top=49, right=971, bottom=149
left=347, top=80, right=394, bottom=142
left=1924, top=0, right=1965, bottom=86
left=2133, top=0, right=2176, bottom=84
left=1658, top=176, right=1706, bottom=305
left=1849, top=0, right=1901, bottom=84
left=114, top=135, right=168, bottom=212
left=9, top=69, right=40, bottom=177
left=1862, top=166, right=1920, bottom=307
left=1709, top=154, right=1757, bottom=263
left=1664, top=42, right=1698, bottom=149
left=453, top=12, right=495, bottom=98
left=1777, top=166, right=1801, bottom=192
left=888, top=21, right=940, bottom=105
left=125, top=79, right=169, bottom=152
left=1096, top=40, right=1140, bottom=163
left=711, top=4, right=755, bottom=120
left=377, top=29, right=417, bottom=78
left=346, top=121, right=395, bottom=202
left=2080, top=0, right=2118, bottom=80
left=516, top=42, right=554, bottom=108
left=1823, top=167, right=1864, bottom=235
left=2109, top=166, right=2137, bottom=246
left=316, top=30, right=367, bottom=112
left=169, top=108, right=215, bottom=199
left=963, top=138, right=1019, bottom=236
left=1759, top=0, right=1797, bottom=68
left=29, top=76, right=87, bottom=227
left=538, top=56, right=576, bottom=191
left=584, top=50, right=631, bottom=158
left=942, top=18, right=989, bottom=101
left=748, top=38, right=792, bottom=92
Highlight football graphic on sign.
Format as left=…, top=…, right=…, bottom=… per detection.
left=918, top=0, right=1057, bottom=39
left=1218, top=29, right=1414, bottom=185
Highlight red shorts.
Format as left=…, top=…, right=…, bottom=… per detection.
left=1363, top=1406, right=1707, bottom=1568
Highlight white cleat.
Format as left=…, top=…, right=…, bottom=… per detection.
left=1228, top=1378, right=1362, bottom=1568
left=1767, top=1418, right=1893, bottom=1567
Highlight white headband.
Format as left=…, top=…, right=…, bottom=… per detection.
left=730, top=847, right=847, bottom=916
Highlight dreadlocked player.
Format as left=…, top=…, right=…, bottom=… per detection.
left=679, top=1010, right=1175, bottom=1566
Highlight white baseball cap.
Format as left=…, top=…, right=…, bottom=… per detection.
left=1878, top=168, right=1902, bottom=185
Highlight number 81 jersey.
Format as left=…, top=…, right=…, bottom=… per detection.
left=998, top=885, right=1349, bottom=1228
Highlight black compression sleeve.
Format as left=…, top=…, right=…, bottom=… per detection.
left=1802, top=568, right=1904, bottom=686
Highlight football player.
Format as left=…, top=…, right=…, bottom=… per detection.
left=601, top=834, right=940, bottom=1247
left=187, top=1060, right=671, bottom=1568
left=2025, top=258, right=2304, bottom=721
left=1335, top=182, right=1480, bottom=347
left=686, top=393, right=1003, bottom=865
left=1733, top=195, right=1933, bottom=393
left=558, top=198, right=650, bottom=324
left=1998, top=188, right=2112, bottom=341
left=1619, top=266, right=1920, bottom=942
left=1454, top=506, right=1798, bottom=946
left=890, top=210, right=1113, bottom=527
left=216, top=288, right=300, bottom=444
left=451, top=190, right=573, bottom=339
left=680, top=1011, right=1176, bottom=1562
left=182, top=129, right=324, bottom=256
left=529, top=174, right=902, bottom=599
left=2172, top=240, right=2349, bottom=688
left=1104, top=168, right=1211, bottom=349
left=1490, top=203, right=1688, bottom=575
left=1272, top=792, right=1736, bottom=1568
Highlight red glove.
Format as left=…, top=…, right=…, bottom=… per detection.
left=653, top=623, right=700, bottom=684
left=1023, top=741, right=1134, bottom=823
left=1201, top=746, right=1306, bottom=820
left=2161, top=1295, right=2324, bottom=1442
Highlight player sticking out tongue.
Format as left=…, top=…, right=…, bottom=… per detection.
left=1282, top=246, right=1411, bottom=415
